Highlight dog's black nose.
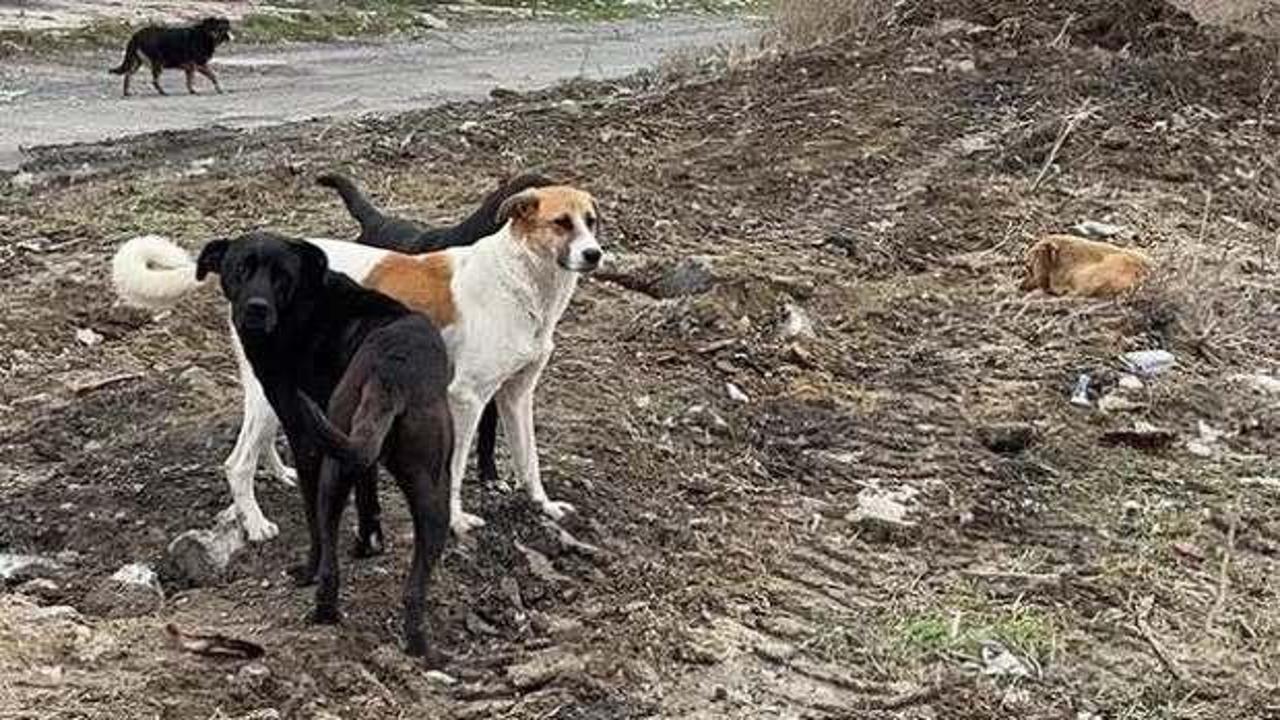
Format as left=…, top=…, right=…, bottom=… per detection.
left=582, top=248, right=602, bottom=265
left=245, top=298, right=271, bottom=318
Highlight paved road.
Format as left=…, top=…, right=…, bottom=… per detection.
left=0, top=15, right=757, bottom=170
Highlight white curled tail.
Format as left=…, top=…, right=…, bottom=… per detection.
left=111, top=235, right=203, bottom=309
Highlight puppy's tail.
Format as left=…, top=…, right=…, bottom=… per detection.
left=316, top=173, right=384, bottom=231
left=109, top=38, right=140, bottom=74
left=111, top=235, right=204, bottom=309
left=296, top=386, right=399, bottom=471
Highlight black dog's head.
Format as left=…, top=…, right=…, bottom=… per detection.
left=196, top=232, right=328, bottom=338
left=196, top=17, right=233, bottom=45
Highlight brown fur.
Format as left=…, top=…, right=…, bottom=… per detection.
left=499, top=186, right=599, bottom=259
left=365, top=253, right=457, bottom=328
left=1020, top=234, right=1151, bottom=298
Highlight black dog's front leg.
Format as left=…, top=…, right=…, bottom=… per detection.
left=312, top=456, right=353, bottom=625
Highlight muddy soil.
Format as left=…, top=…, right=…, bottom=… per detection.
left=1, top=0, right=1279, bottom=718
left=0, top=14, right=758, bottom=170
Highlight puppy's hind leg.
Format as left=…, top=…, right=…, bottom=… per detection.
left=351, top=467, right=385, bottom=559
left=391, top=402, right=452, bottom=660
left=197, top=64, right=223, bottom=94
left=183, top=64, right=197, bottom=94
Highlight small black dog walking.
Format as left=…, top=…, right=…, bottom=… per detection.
left=196, top=231, right=453, bottom=658
left=110, top=17, right=232, bottom=97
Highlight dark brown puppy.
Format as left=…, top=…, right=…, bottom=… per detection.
left=196, top=231, right=452, bottom=658
left=315, top=171, right=557, bottom=486
left=109, top=17, right=232, bottom=97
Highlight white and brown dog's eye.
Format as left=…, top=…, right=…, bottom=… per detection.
left=584, top=215, right=597, bottom=229
left=554, top=216, right=573, bottom=232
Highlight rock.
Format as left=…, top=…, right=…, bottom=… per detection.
left=166, top=513, right=246, bottom=586
left=725, top=382, right=749, bottom=404
left=1071, top=220, right=1129, bottom=239
left=514, top=542, right=571, bottom=585
left=684, top=404, right=730, bottom=436
left=425, top=670, right=457, bottom=686
left=1117, top=374, right=1143, bottom=391
left=178, top=365, right=221, bottom=398
left=649, top=257, right=715, bottom=299
left=1099, top=421, right=1176, bottom=451
left=1234, top=373, right=1280, bottom=396
left=557, top=99, right=583, bottom=117
left=75, top=328, right=103, bottom=346
left=489, top=86, right=521, bottom=101
left=0, top=553, right=64, bottom=584
left=976, top=422, right=1037, bottom=455
left=82, top=563, right=163, bottom=618
left=15, top=578, right=62, bottom=603
left=981, top=640, right=1037, bottom=678
left=1098, top=393, right=1141, bottom=413
left=414, top=11, right=449, bottom=29
left=846, top=486, right=920, bottom=542
left=506, top=650, right=586, bottom=690
left=234, top=662, right=271, bottom=690
left=458, top=120, right=481, bottom=133
left=774, top=302, right=815, bottom=341
left=1099, top=126, right=1131, bottom=150
left=1121, top=349, right=1175, bottom=377
left=943, top=57, right=977, bottom=73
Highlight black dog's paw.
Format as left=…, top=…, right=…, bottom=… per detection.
left=309, top=606, right=342, bottom=626
left=351, top=529, right=386, bottom=559
left=289, top=563, right=318, bottom=587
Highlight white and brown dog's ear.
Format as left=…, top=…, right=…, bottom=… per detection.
left=497, top=189, right=540, bottom=225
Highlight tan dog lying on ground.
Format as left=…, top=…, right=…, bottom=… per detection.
left=1019, top=234, right=1151, bottom=298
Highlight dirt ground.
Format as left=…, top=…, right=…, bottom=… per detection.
left=1, top=0, right=1279, bottom=718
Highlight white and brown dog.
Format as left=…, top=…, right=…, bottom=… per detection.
left=112, top=185, right=603, bottom=539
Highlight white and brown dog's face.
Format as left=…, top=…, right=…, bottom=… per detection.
left=497, top=186, right=603, bottom=273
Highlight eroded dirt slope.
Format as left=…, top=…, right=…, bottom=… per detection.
left=1, top=1, right=1278, bottom=717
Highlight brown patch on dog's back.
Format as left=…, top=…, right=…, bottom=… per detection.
left=365, top=252, right=457, bottom=328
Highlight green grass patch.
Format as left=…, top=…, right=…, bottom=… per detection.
left=894, top=606, right=1057, bottom=662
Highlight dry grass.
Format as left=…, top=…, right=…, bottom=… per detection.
left=768, top=0, right=899, bottom=48
left=1127, top=216, right=1280, bottom=366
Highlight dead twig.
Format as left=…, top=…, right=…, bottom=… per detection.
left=70, top=372, right=143, bottom=395
left=1132, top=597, right=1192, bottom=684
left=1204, top=504, right=1238, bottom=632
left=1029, top=100, right=1093, bottom=194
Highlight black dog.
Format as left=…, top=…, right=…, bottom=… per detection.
left=196, top=231, right=452, bottom=657
left=109, top=17, right=232, bottom=97
left=315, top=171, right=555, bottom=485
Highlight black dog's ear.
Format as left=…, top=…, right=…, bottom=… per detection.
left=295, top=240, right=329, bottom=286
left=196, top=239, right=230, bottom=281
left=496, top=189, right=541, bottom=225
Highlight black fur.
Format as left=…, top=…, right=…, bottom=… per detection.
left=200, top=231, right=452, bottom=659
left=316, top=171, right=557, bottom=484
left=110, top=17, right=232, bottom=97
